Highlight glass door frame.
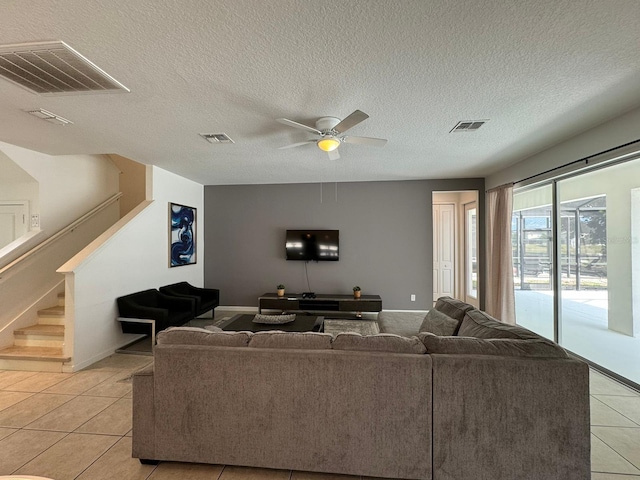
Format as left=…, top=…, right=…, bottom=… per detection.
left=513, top=146, right=640, bottom=391
left=464, top=201, right=478, bottom=305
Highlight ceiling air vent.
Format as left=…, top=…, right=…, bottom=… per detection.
left=0, top=40, right=130, bottom=95
left=26, top=108, right=73, bottom=126
left=450, top=120, right=488, bottom=133
left=199, top=133, right=235, bottom=144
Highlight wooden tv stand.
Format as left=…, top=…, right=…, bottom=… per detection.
left=258, top=293, right=382, bottom=315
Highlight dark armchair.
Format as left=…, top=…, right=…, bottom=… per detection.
left=117, top=289, right=196, bottom=343
left=159, top=282, right=220, bottom=317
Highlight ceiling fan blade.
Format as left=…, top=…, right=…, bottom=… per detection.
left=278, top=140, right=316, bottom=149
left=333, top=110, right=369, bottom=133
left=328, top=149, right=340, bottom=161
left=343, top=136, right=387, bottom=147
left=276, top=118, right=322, bottom=135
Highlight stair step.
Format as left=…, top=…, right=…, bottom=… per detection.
left=58, top=293, right=65, bottom=307
left=38, top=305, right=65, bottom=325
left=38, top=305, right=64, bottom=317
left=13, top=324, right=65, bottom=348
left=0, top=345, right=71, bottom=362
left=14, top=325, right=65, bottom=337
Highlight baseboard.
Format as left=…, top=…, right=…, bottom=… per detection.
left=64, top=334, right=146, bottom=372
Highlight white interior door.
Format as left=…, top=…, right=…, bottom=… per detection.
left=433, top=203, right=455, bottom=301
left=0, top=202, right=28, bottom=250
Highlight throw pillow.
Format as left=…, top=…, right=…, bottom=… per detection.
left=419, top=309, right=459, bottom=336
left=433, top=296, right=475, bottom=321
left=252, top=313, right=296, bottom=324
left=458, top=309, right=541, bottom=340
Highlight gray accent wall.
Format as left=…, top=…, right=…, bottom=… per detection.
left=204, top=179, right=484, bottom=310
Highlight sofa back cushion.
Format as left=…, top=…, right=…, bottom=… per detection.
left=119, top=288, right=160, bottom=308
left=157, top=326, right=251, bottom=346
left=419, top=309, right=459, bottom=336
left=433, top=297, right=475, bottom=334
left=418, top=332, right=568, bottom=358
left=332, top=333, right=426, bottom=354
left=458, top=309, right=541, bottom=340
left=249, top=331, right=333, bottom=350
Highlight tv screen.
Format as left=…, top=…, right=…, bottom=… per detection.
left=285, top=230, right=339, bottom=261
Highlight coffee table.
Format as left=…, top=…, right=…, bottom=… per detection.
left=219, top=314, right=324, bottom=332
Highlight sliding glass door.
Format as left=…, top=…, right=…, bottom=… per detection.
left=513, top=155, right=640, bottom=387
left=557, top=159, right=640, bottom=385
left=512, top=184, right=554, bottom=340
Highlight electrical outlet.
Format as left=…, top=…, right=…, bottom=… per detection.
left=411, top=294, right=416, bottom=302
left=31, top=214, right=40, bottom=228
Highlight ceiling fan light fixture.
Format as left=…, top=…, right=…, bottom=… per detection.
left=317, top=137, right=340, bottom=152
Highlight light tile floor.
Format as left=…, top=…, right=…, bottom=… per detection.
left=0, top=342, right=639, bottom=478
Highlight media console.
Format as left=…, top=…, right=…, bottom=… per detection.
left=258, top=293, right=382, bottom=315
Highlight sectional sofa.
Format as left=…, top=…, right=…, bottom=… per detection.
left=132, top=297, right=590, bottom=480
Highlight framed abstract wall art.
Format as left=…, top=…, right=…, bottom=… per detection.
left=169, top=203, right=196, bottom=267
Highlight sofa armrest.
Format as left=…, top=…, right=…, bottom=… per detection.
left=118, top=303, right=168, bottom=323
left=431, top=354, right=590, bottom=480
left=132, top=366, right=155, bottom=460
left=187, top=284, right=220, bottom=302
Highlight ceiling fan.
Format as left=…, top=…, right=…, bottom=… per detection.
left=276, top=110, right=387, bottom=160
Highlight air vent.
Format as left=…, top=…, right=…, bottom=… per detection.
left=26, top=108, right=73, bottom=126
left=450, top=120, right=488, bottom=133
left=199, top=133, right=235, bottom=144
left=0, top=40, right=130, bottom=95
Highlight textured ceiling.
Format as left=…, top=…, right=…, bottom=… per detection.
left=0, top=0, right=639, bottom=185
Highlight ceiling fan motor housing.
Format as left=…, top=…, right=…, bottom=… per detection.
left=315, top=116, right=341, bottom=135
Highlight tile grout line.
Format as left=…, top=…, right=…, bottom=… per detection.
left=591, top=396, right=640, bottom=428
left=0, top=392, right=77, bottom=429
left=71, top=432, right=128, bottom=480
left=591, top=430, right=640, bottom=474
left=66, top=396, right=122, bottom=435
left=20, top=394, right=118, bottom=432
left=10, top=430, right=73, bottom=474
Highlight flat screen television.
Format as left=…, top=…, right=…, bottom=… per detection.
left=285, top=230, right=339, bottom=261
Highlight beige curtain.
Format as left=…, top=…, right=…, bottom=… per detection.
left=486, top=183, right=516, bottom=323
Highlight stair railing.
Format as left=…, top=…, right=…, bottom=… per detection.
left=0, top=192, right=123, bottom=282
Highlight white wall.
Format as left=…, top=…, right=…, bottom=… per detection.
left=486, top=105, right=640, bottom=189
left=0, top=141, right=119, bottom=236
left=61, top=166, right=204, bottom=371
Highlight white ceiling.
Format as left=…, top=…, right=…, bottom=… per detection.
left=0, top=0, right=639, bottom=185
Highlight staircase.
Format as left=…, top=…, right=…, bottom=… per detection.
left=0, top=292, right=71, bottom=372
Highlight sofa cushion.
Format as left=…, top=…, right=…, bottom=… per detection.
left=377, top=311, right=424, bottom=337
left=332, top=333, right=426, bottom=354
left=418, top=332, right=568, bottom=358
left=433, top=297, right=475, bottom=334
left=419, top=309, right=459, bottom=336
left=157, top=326, right=251, bottom=346
left=249, top=331, right=333, bottom=349
left=458, top=309, right=541, bottom=340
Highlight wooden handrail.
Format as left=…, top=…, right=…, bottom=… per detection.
left=0, top=192, right=122, bottom=279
